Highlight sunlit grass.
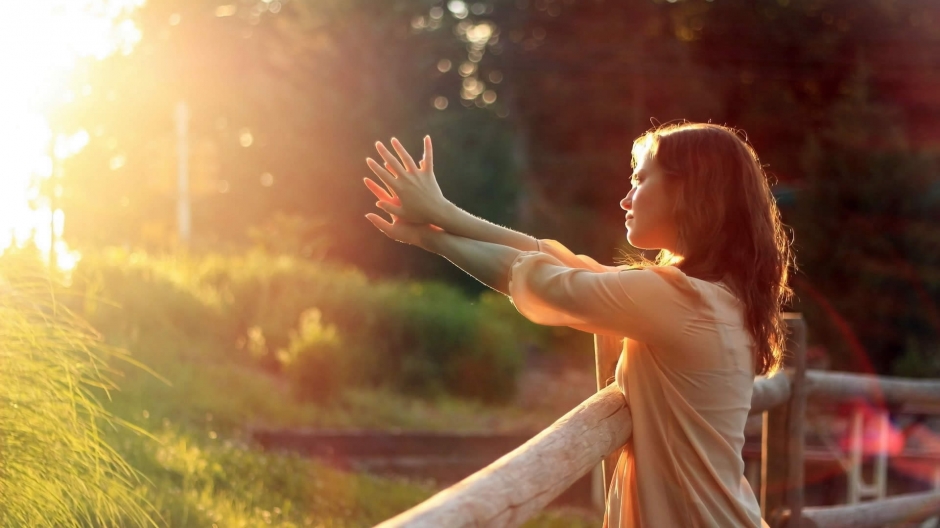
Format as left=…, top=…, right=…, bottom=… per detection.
left=0, top=253, right=155, bottom=526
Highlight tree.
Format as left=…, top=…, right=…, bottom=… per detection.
left=52, top=0, right=521, bottom=288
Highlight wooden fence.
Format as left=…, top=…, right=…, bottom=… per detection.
left=375, top=314, right=940, bottom=527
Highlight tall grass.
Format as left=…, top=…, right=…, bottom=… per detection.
left=0, top=252, right=155, bottom=527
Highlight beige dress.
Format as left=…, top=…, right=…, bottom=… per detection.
left=508, top=240, right=768, bottom=528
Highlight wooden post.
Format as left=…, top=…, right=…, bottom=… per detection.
left=594, top=334, right=622, bottom=509
left=762, top=313, right=807, bottom=527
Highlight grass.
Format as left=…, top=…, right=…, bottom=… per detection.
left=0, top=258, right=154, bottom=527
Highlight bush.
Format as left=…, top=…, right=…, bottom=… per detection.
left=277, top=308, right=349, bottom=403
left=68, top=249, right=528, bottom=404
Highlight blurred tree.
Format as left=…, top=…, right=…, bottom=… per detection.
left=789, top=66, right=940, bottom=375
left=50, top=0, right=521, bottom=289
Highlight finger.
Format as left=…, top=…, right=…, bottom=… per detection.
left=423, top=135, right=433, bottom=172
left=376, top=141, right=409, bottom=178
left=365, top=213, right=394, bottom=235
left=376, top=200, right=406, bottom=217
left=363, top=178, right=400, bottom=205
left=391, top=137, right=419, bottom=174
left=366, top=158, right=401, bottom=195
left=381, top=164, right=401, bottom=197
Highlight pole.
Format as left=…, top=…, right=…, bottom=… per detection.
left=175, top=101, right=191, bottom=245
left=594, top=334, right=623, bottom=511
left=761, top=313, right=807, bottom=527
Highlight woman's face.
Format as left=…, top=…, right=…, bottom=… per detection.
left=621, top=154, right=680, bottom=252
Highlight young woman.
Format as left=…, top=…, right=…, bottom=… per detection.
left=363, top=122, right=792, bottom=527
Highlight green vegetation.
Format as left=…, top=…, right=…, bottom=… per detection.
left=118, top=423, right=598, bottom=527
left=70, top=248, right=533, bottom=410
left=0, top=248, right=596, bottom=526
left=0, top=254, right=152, bottom=527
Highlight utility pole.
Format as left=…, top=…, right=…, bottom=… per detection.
left=49, top=138, right=63, bottom=270
left=50, top=156, right=59, bottom=269
left=175, top=101, right=191, bottom=246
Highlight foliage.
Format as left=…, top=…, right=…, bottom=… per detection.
left=52, top=0, right=521, bottom=287
left=788, top=69, right=940, bottom=374
left=277, top=308, right=348, bottom=403
left=112, top=420, right=599, bottom=527
left=109, top=422, right=433, bottom=527
left=0, top=247, right=590, bottom=527
left=68, top=249, right=528, bottom=406
left=0, top=250, right=154, bottom=527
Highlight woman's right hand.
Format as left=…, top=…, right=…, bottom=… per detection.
left=364, top=136, right=452, bottom=227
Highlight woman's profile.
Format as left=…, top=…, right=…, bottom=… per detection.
left=363, top=122, right=792, bottom=527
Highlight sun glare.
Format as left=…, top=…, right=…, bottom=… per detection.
left=0, top=0, right=143, bottom=270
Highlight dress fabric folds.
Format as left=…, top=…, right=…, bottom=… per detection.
left=508, top=240, right=769, bottom=528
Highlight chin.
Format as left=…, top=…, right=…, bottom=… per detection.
left=626, top=233, right=645, bottom=249
left=626, top=232, right=658, bottom=251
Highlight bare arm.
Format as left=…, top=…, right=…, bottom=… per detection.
left=434, top=201, right=538, bottom=253
left=364, top=212, right=523, bottom=296
left=423, top=230, right=522, bottom=295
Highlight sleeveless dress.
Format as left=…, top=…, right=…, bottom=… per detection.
left=507, top=239, right=769, bottom=528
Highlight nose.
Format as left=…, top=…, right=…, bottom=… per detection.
left=621, top=189, right=633, bottom=211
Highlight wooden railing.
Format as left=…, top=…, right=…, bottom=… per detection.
left=376, top=315, right=940, bottom=528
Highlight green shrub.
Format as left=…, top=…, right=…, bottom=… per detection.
left=277, top=308, right=349, bottom=403
left=68, top=249, right=527, bottom=404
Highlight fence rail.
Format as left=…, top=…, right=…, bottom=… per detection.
left=376, top=314, right=940, bottom=528
left=374, top=384, right=631, bottom=527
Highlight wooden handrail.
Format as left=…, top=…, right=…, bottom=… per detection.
left=750, top=368, right=793, bottom=415
left=783, top=489, right=940, bottom=528
left=374, top=384, right=631, bottom=528
left=751, top=369, right=940, bottom=412
left=805, top=371, right=940, bottom=407
left=373, top=343, right=940, bottom=526
left=374, top=370, right=802, bottom=527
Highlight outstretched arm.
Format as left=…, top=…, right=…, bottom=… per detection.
left=364, top=212, right=522, bottom=295
left=366, top=209, right=681, bottom=343
left=364, top=137, right=539, bottom=253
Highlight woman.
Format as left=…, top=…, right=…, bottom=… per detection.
left=363, top=122, right=792, bottom=527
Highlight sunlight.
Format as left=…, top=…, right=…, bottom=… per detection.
left=0, top=0, right=143, bottom=270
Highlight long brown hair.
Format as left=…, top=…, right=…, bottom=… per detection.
left=630, top=123, right=794, bottom=376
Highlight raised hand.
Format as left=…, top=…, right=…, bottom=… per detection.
left=364, top=136, right=450, bottom=226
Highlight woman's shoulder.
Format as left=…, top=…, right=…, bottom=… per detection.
left=621, top=265, right=740, bottom=307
